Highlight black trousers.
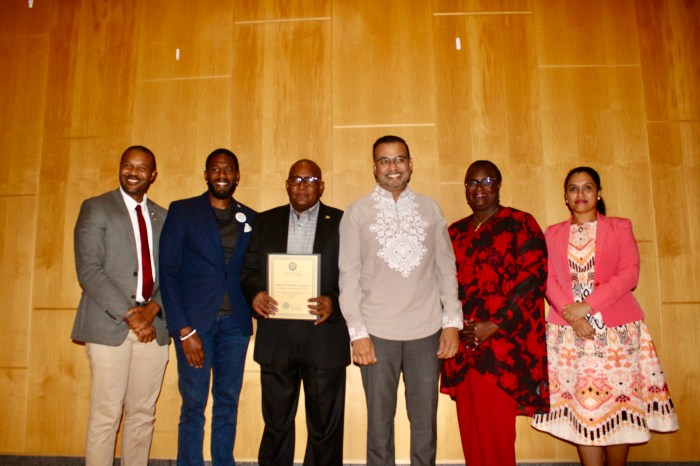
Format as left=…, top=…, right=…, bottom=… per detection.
left=258, top=323, right=346, bottom=466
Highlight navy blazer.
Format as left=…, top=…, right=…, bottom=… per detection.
left=159, top=192, right=256, bottom=337
left=241, top=203, right=351, bottom=370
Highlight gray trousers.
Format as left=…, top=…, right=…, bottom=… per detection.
left=359, top=331, right=441, bottom=466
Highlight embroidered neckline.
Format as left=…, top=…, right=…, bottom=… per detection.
left=369, top=186, right=428, bottom=277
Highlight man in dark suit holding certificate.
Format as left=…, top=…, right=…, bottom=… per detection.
left=241, top=159, right=350, bottom=466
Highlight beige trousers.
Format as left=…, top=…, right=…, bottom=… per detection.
left=85, top=330, right=168, bottom=466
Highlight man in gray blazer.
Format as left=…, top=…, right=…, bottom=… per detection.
left=72, top=145, right=169, bottom=466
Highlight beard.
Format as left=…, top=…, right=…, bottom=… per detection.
left=207, top=181, right=236, bottom=200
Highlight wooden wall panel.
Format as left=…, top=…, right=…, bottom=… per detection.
left=0, top=0, right=698, bottom=462
left=636, top=0, right=700, bottom=121
left=341, top=368, right=367, bottom=462
left=542, top=166, right=572, bottom=227
left=43, top=0, right=139, bottom=139
left=436, top=394, right=461, bottom=461
left=233, top=0, right=330, bottom=22
left=232, top=369, right=265, bottom=461
left=231, top=19, right=332, bottom=208
left=659, top=304, right=700, bottom=460
left=440, top=184, right=467, bottom=227
left=25, top=310, right=91, bottom=455
left=332, top=0, right=437, bottom=126
left=434, top=14, right=543, bottom=186
left=0, top=197, right=36, bottom=368
left=137, top=0, right=234, bottom=80
left=647, top=122, right=700, bottom=302
left=0, top=36, right=49, bottom=195
left=634, top=243, right=663, bottom=349
left=433, top=0, right=531, bottom=13
left=0, top=368, right=28, bottom=452
left=33, top=138, right=131, bottom=309
left=0, top=0, right=50, bottom=38
left=132, top=78, right=233, bottom=204
left=534, top=0, right=639, bottom=66
left=539, top=67, right=653, bottom=238
left=515, top=416, right=558, bottom=460
left=150, top=346, right=179, bottom=459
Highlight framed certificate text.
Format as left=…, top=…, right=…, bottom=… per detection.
left=267, top=253, right=320, bottom=320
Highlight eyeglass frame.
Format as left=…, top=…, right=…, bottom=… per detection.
left=374, top=155, right=410, bottom=167
left=464, top=177, right=499, bottom=189
left=287, top=175, right=321, bottom=186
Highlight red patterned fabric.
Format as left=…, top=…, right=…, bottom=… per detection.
left=440, top=207, right=550, bottom=416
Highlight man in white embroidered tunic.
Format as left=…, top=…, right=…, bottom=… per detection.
left=338, top=135, right=462, bottom=466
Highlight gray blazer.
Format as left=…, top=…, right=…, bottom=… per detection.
left=71, top=189, right=169, bottom=346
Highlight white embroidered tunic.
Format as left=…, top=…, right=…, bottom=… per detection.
left=339, top=185, right=462, bottom=341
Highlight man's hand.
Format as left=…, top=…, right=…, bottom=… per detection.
left=308, top=295, right=333, bottom=325
left=179, top=326, right=204, bottom=368
left=125, top=302, right=159, bottom=333
left=437, top=327, right=459, bottom=359
left=251, top=291, right=278, bottom=319
left=351, top=338, right=377, bottom=366
left=135, top=325, right=156, bottom=343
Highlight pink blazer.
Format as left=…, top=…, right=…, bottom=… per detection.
left=545, top=214, right=645, bottom=327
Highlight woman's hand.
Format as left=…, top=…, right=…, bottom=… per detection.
left=459, top=319, right=499, bottom=348
left=571, top=317, right=595, bottom=340
left=562, top=301, right=592, bottom=325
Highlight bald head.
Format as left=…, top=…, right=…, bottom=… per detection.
left=288, top=159, right=322, bottom=179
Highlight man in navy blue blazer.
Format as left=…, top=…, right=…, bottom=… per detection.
left=160, top=148, right=256, bottom=466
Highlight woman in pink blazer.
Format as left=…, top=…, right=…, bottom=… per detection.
left=532, top=167, right=678, bottom=466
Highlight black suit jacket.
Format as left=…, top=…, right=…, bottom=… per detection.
left=241, top=202, right=350, bottom=370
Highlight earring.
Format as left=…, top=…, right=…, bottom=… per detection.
left=597, top=196, right=601, bottom=201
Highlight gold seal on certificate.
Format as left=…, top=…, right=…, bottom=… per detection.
left=268, top=253, right=320, bottom=320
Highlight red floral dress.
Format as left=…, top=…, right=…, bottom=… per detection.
left=440, top=207, right=550, bottom=416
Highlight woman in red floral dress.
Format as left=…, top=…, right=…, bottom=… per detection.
left=441, top=160, right=549, bottom=466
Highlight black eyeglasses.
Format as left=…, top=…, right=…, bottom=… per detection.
left=287, top=176, right=320, bottom=186
left=465, top=177, right=499, bottom=189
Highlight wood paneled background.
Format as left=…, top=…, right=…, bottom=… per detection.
left=1, top=0, right=698, bottom=462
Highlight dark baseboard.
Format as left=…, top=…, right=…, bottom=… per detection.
left=0, top=457, right=698, bottom=466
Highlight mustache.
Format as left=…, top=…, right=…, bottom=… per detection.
left=207, top=181, right=236, bottom=199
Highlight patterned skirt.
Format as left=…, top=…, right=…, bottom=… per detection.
left=532, top=320, right=678, bottom=445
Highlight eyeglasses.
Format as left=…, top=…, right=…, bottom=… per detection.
left=465, top=177, right=499, bottom=189
left=374, top=156, right=410, bottom=167
left=287, top=176, right=320, bottom=186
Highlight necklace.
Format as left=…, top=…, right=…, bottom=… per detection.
left=473, top=208, right=499, bottom=231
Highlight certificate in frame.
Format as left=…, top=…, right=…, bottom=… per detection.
left=267, top=253, right=320, bottom=320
